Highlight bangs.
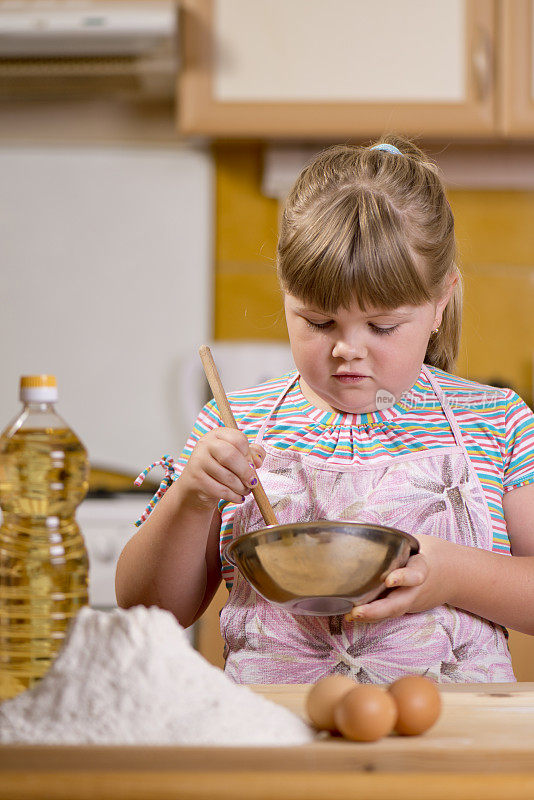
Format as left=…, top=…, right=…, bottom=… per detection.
left=278, top=189, right=433, bottom=313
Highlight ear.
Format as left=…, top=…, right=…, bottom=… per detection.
left=433, top=272, right=459, bottom=328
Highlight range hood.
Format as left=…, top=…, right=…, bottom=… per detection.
left=0, top=1, right=177, bottom=57
left=0, top=1, right=178, bottom=98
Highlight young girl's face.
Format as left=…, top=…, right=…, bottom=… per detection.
left=284, top=292, right=449, bottom=414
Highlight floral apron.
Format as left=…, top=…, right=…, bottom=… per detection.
left=219, top=366, right=515, bottom=684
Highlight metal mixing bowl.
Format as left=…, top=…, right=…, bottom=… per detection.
left=224, top=520, right=419, bottom=616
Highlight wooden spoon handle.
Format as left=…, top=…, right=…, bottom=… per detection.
left=199, top=345, right=278, bottom=527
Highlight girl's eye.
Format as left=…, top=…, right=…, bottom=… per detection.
left=305, top=319, right=334, bottom=330
left=370, top=324, right=398, bottom=336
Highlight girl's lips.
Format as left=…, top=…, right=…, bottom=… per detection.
left=333, top=373, right=368, bottom=383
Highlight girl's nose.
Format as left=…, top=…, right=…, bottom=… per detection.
left=332, top=337, right=367, bottom=361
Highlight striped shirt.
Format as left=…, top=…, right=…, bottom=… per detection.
left=175, top=365, right=534, bottom=588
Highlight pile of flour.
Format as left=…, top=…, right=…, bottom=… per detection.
left=0, top=605, right=313, bottom=746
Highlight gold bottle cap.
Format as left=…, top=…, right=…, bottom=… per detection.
left=20, top=375, right=57, bottom=389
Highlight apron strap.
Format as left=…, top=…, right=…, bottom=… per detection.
left=422, top=365, right=472, bottom=459
left=255, top=372, right=299, bottom=444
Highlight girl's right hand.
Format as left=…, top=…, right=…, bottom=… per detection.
left=179, top=428, right=265, bottom=511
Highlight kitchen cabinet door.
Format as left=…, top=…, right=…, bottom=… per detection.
left=178, top=0, right=496, bottom=139
left=507, top=629, right=534, bottom=682
left=500, top=0, right=534, bottom=135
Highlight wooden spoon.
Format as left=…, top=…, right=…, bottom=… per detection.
left=199, top=345, right=278, bottom=527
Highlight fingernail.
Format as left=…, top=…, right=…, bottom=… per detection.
left=241, top=496, right=246, bottom=503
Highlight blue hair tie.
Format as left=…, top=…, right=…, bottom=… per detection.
left=370, top=143, right=403, bottom=156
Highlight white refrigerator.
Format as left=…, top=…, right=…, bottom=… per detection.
left=0, top=143, right=213, bottom=613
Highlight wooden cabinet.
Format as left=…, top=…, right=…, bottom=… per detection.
left=178, top=0, right=497, bottom=138
left=178, top=0, right=534, bottom=140
left=501, top=0, right=534, bottom=135
left=508, top=629, right=534, bottom=681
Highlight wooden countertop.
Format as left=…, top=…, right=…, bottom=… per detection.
left=2, top=682, right=534, bottom=800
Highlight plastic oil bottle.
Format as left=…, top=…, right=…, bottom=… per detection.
left=0, top=375, right=89, bottom=701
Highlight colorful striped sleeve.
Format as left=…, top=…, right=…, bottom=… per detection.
left=502, top=390, right=534, bottom=491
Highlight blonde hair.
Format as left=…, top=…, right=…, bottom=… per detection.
left=277, top=135, right=462, bottom=372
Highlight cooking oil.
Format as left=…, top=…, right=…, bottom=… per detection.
left=0, top=376, right=89, bottom=701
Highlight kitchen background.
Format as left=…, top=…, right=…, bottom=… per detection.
left=1, top=0, right=534, bottom=676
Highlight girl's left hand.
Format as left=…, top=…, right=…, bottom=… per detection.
left=344, top=533, right=456, bottom=623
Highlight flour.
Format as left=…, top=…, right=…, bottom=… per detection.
left=0, top=605, right=314, bottom=746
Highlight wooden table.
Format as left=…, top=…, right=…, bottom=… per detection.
left=2, top=683, right=534, bottom=800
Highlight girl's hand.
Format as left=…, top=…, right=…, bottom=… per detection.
left=179, top=428, right=265, bottom=511
left=344, top=533, right=457, bottom=623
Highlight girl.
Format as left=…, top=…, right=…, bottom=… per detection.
left=116, top=137, right=534, bottom=684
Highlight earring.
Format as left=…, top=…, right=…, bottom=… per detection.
left=432, top=326, right=440, bottom=334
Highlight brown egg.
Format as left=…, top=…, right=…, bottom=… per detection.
left=334, top=685, right=397, bottom=742
left=305, top=675, right=355, bottom=731
left=388, top=676, right=442, bottom=735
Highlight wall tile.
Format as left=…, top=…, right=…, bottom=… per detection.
left=450, top=191, right=534, bottom=267
left=458, top=264, right=534, bottom=403
left=215, top=272, right=286, bottom=340
left=214, top=143, right=278, bottom=265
